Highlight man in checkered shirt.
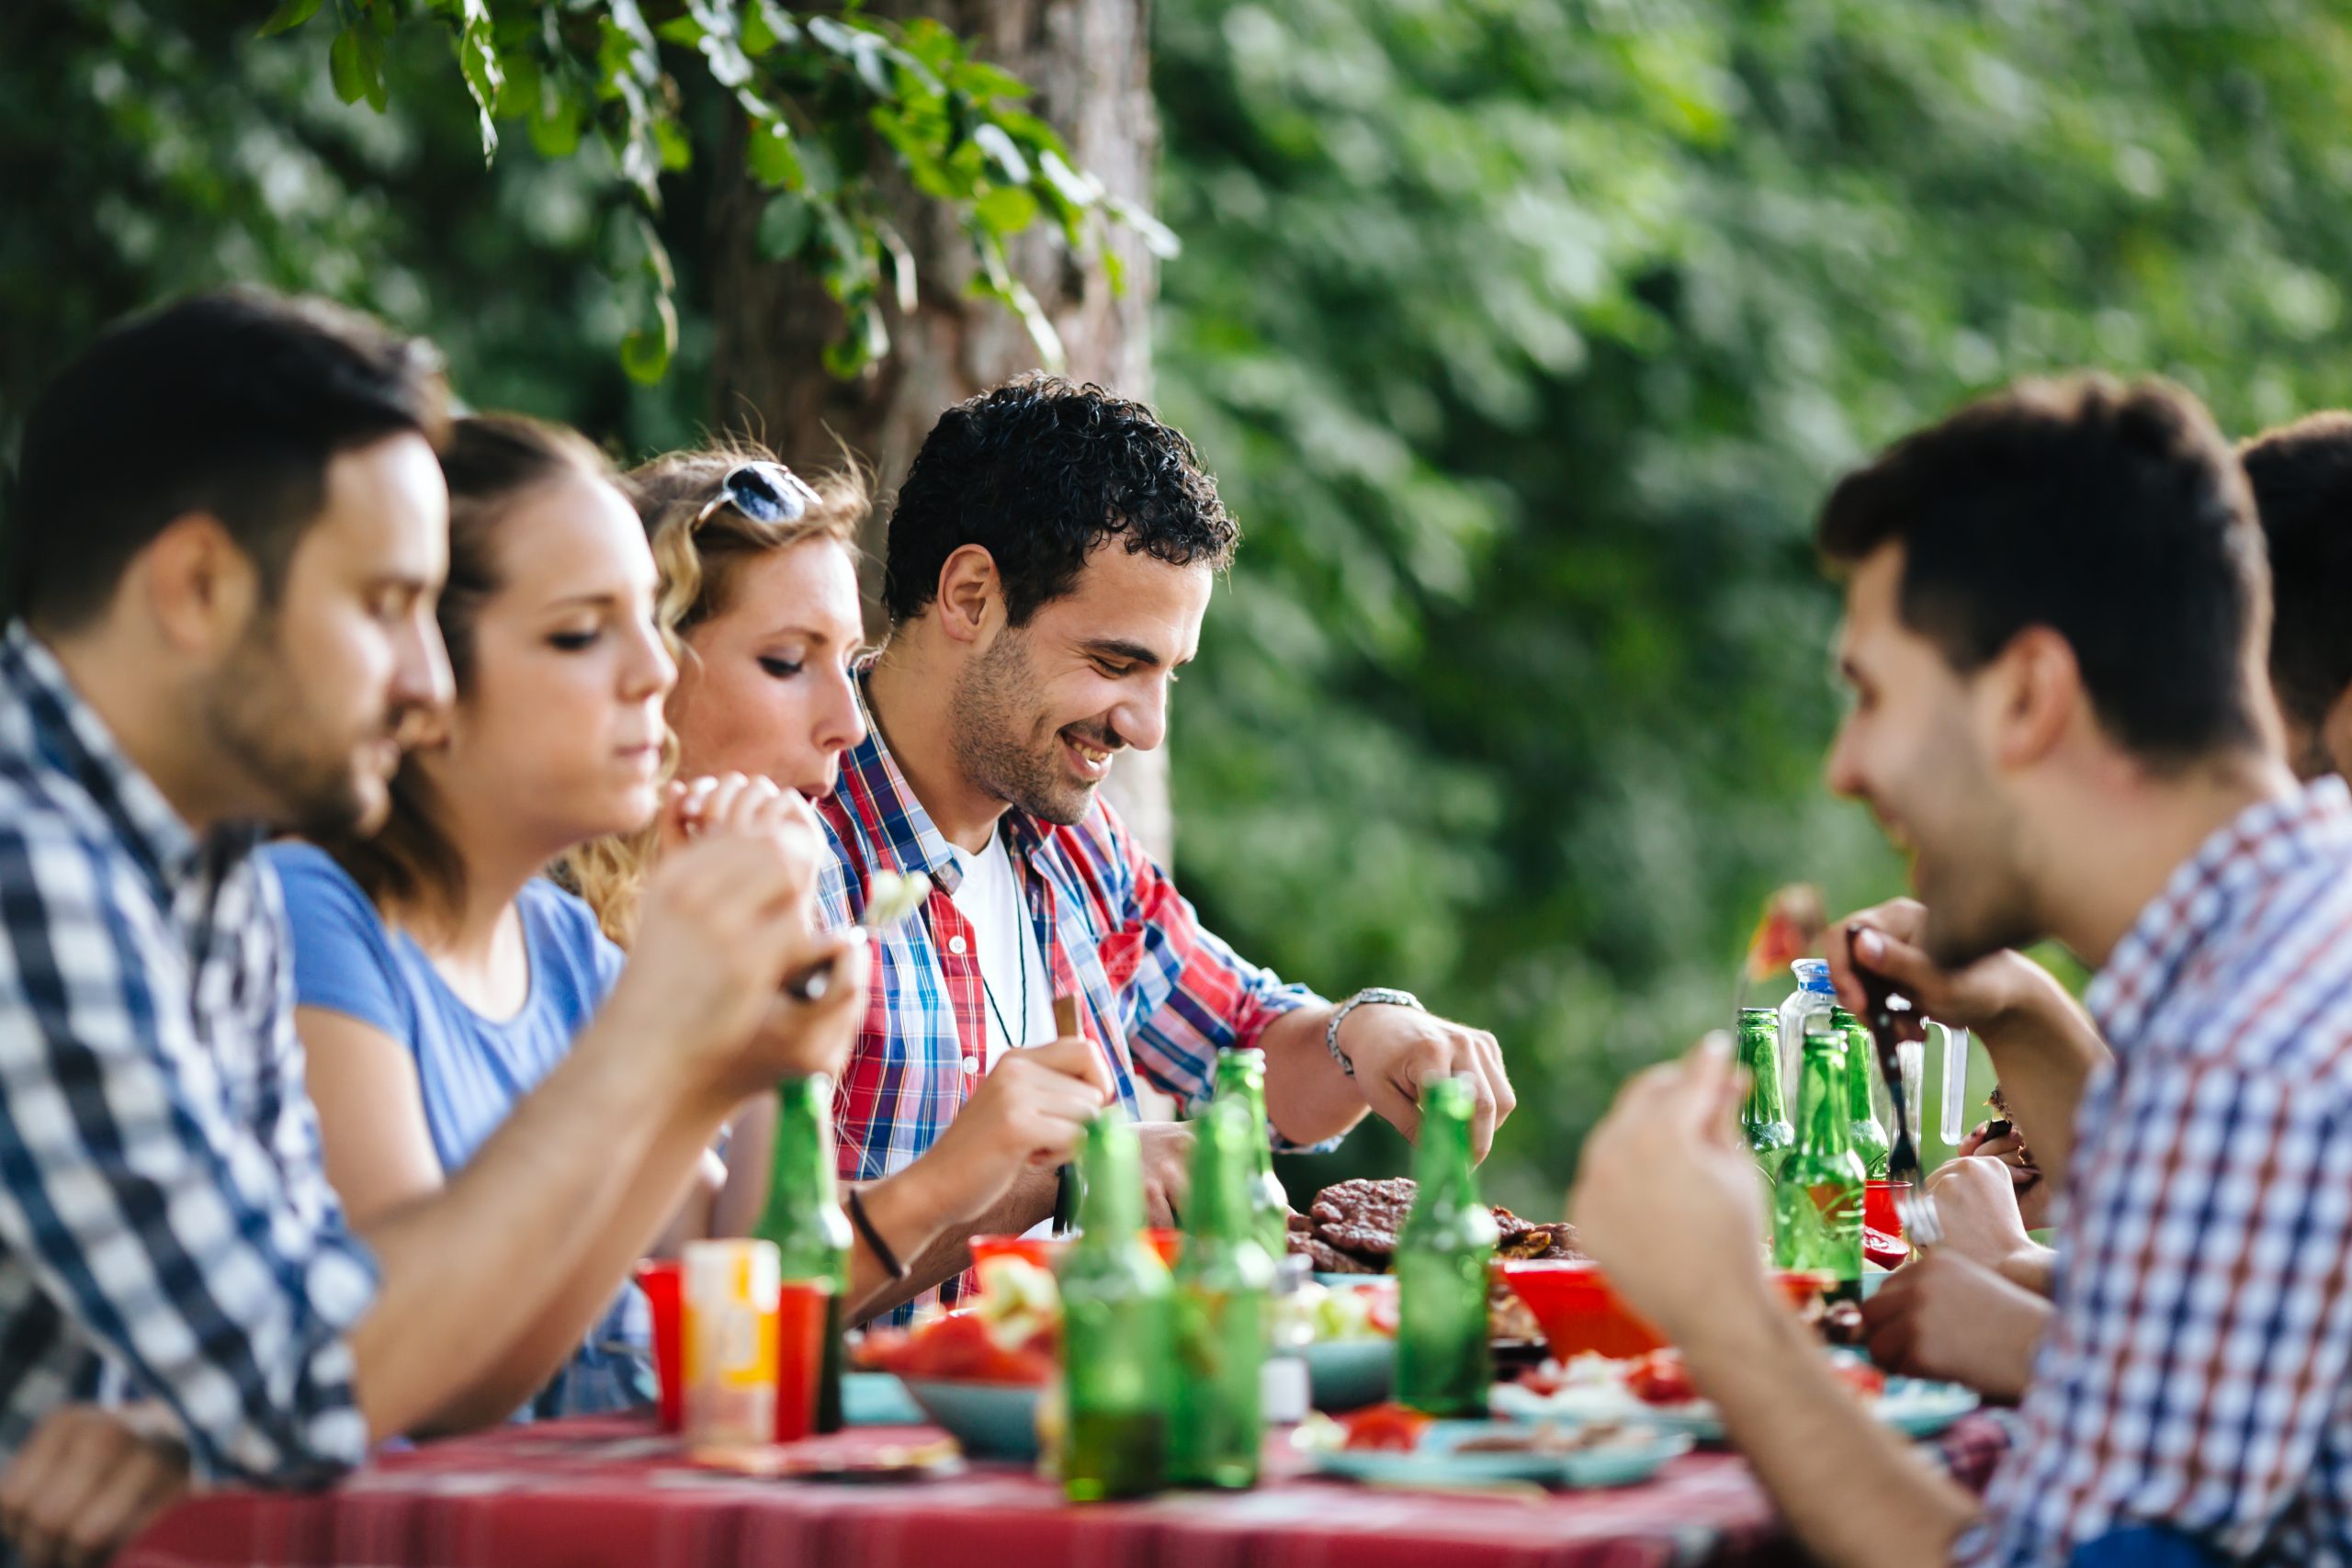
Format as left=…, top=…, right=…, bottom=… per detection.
left=0, top=293, right=861, bottom=1562
left=1574, top=374, right=2349, bottom=1566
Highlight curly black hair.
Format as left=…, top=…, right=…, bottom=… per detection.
left=882, top=373, right=1238, bottom=626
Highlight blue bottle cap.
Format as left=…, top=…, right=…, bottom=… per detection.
left=1790, top=958, right=1835, bottom=992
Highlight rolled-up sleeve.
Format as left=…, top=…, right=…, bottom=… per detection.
left=1094, top=815, right=1329, bottom=1149
left=0, top=827, right=377, bottom=1484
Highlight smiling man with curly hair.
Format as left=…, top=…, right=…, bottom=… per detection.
left=817, top=373, right=1518, bottom=1320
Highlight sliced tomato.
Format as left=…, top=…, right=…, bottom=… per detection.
left=1339, top=1403, right=1433, bottom=1452
left=1366, top=1295, right=1400, bottom=1337
left=1624, top=1350, right=1698, bottom=1406
left=1833, top=1357, right=1887, bottom=1400
left=1863, top=1226, right=1909, bottom=1269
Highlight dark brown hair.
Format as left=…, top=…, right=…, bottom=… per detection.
left=321, top=413, right=615, bottom=925
left=13, top=288, right=448, bottom=628
left=2241, top=412, right=2352, bottom=740
left=1818, top=374, right=2267, bottom=768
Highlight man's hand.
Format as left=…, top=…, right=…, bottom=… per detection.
left=1339, top=1009, right=1516, bottom=1162
left=1861, top=1250, right=2050, bottom=1403
left=1824, top=897, right=2044, bottom=1041
left=1953, top=1121, right=2051, bottom=1229
left=1136, top=1121, right=1196, bottom=1227
left=1923, top=1156, right=2044, bottom=1274
left=0, top=1404, right=190, bottom=1568
left=1567, top=1032, right=1768, bottom=1342
left=922, top=1039, right=1114, bottom=1224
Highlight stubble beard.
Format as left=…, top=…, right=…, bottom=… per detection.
left=950, top=629, right=1094, bottom=827
left=205, top=616, right=389, bottom=839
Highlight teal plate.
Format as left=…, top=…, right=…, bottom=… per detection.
left=1304, top=1338, right=1393, bottom=1413
left=1314, top=1272, right=1388, bottom=1289
left=844, top=1371, right=926, bottom=1427
left=1309, top=1422, right=1690, bottom=1489
left=1874, top=1378, right=1980, bottom=1438
left=896, top=1377, right=1042, bottom=1461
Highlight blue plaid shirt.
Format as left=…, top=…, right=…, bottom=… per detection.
left=1962, top=778, right=2352, bottom=1565
left=0, top=624, right=377, bottom=1483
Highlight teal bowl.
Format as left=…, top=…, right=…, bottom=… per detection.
left=897, top=1377, right=1043, bottom=1461
left=843, top=1371, right=926, bottom=1427
left=1305, top=1338, right=1395, bottom=1412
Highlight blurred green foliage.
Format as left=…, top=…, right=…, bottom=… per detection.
left=11, top=0, right=2352, bottom=1211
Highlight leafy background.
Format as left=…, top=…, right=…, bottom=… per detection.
left=9, top=0, right=2351, bottom=1212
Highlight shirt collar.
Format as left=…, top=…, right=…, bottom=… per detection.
left=840, top=666, right=1048, bottom=898
left=0, top=620, right=209, bottom=899
left=2085, top=774, right=2352, bottom=1048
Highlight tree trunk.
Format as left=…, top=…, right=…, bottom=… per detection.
left=707, top=0, right=1172, bottom=863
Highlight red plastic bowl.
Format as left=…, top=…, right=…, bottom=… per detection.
left=1501, top=1259, right=1827, bottom=1361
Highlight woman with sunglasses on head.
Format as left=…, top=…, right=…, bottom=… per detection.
left=567, top=443, right=1114, bottom=1324
left=266, top=416, right=869, bottom=1430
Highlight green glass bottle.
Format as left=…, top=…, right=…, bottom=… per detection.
left=1395, top=1076, right=1498, bottom=1416
left=1736, top=1007, right=1794, bottom=1187
left=753, top=1073, right=852, bottom=1433
left=1170, top=1100, right=1274, bottom=1489
left=1057, top=1110, right=1174, bottom=1501
left=1770, top=1031, right=1867, bottom=1297
left=1212, top=1048, right=1289, bottom=1262
left=1833, top=1008, right=1893, bottom=1180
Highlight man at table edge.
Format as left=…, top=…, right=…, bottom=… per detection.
left=813, top=373, right=1516, bottom=1319
left=1573, top=372, right=2352, bottom=1566
left=1832, top=409, right=2352, bottom=1404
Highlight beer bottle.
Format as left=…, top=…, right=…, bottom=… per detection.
left=1058, top=1109, right=1175, bottom=1501
left=1213, top=1047, right=1290, bottom=1261
left=1395, top=1076, right=1498, bottom=1416
left=1834, top=1007, right=1893, bottom=1180
left=1736, top=1006, right=1794, bottom=1186
left=753, top=1073, right=852, bottom=1433
left=1770, top=1030, right=1866, bottom=1297
left=1170, top=1100, right=1274, bottom=1488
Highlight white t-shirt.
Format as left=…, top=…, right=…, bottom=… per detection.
left=948, top=829, right=1056, bottom=1070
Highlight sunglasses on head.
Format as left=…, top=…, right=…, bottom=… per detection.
left=691, top=460, right=822, bottom=530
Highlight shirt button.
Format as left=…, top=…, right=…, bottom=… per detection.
left=947, top=934, right=968, bottom=955
left=962, top=1056, right=979, bottom=1073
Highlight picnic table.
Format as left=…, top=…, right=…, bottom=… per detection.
left=119, top=1409, right=2011, bottom=1568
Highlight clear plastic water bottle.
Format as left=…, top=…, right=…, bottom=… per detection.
left=1776, top=959, right=1839, bottom=1106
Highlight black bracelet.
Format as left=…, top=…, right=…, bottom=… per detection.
left=845, top=1186, right=909, bottom=1280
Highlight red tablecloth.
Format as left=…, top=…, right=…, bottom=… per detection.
left=120, top=1411, right=2010, bottom=1568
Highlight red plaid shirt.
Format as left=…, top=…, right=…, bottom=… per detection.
left=814, top=673, right=1326, bottom=1318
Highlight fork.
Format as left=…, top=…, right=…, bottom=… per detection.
left=783, top=869, right=933, bottom=1002
left=1847, top=923, right=1946, bottom=1250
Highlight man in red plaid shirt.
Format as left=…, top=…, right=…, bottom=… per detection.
left=816, top=375, right=1515, bottom=1318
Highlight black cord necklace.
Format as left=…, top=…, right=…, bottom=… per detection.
left=973, top=848, right=1033, bottom=1058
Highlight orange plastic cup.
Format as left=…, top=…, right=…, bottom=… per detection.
left=1144, top=1228, right=1182, bottom=1268
left=969, top=1234, right=1070, bottom=1271
left=632, top=1258, right=684, bottom=1433
left=773, top=1281, right=831, bottom=1443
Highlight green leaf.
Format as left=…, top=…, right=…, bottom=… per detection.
left=747, top=120, right=799, bottom=188
left=655, top=17, right=706, bottom=47
left=328, top=25, right=379, bottom=107
left=1104, top=197, right=1180, bottom=260
left=652, top=117, right=692, bottom=173
left=741, top=0, right=799, bottom=57
left=971, top=123, right=1031, bottom=185
left=1035, top=149, right=1098, bottom=209
left=528, top=77, right=583, bottom=158
left=619, top=295, right=678, bottom=384
left=973, top=185, right=1038, bottom=235
left=257, top=0, right=322, bottom=39
left=456, top=16, right=503, bottom=159
left=950, top=61, right=1032, bottom=103
left=757, top=192, right=814, bottom=259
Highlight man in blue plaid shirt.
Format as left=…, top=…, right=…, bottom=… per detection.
left=1575, top=374, right=2352, bottom=1566
left=0, top=293, right=864, bottom=1562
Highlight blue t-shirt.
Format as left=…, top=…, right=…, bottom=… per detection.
left=266, top=841, right=650, bottom=1419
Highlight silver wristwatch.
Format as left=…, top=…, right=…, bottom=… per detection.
left=1326, top=987, right=1422, bottom=1078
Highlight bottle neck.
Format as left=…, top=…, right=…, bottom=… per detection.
left=1739, top=1019, right=1788, bottom=1124
left=1184, top=1112, right=1252, bottom=1242
left=1795, top=1037, right=1854, bottom=1156
left=1076, top=1117, right=1145, bottom=1241
left=771, top=1077, right=839, bottom=1208
left=1410, top=1101, right=1476, bottom=1205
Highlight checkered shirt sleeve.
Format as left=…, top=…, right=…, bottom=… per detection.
left=0, top=823, right=379, bottom=1483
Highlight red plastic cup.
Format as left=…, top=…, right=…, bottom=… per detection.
left=969, top=1234, right=1070, bottom=1272
left=773, top=1281, right=831, bottom=1443
left=1865, top=1179, right=1912, bottom=1269
left=632, top=1258, right=684, bottom=1433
